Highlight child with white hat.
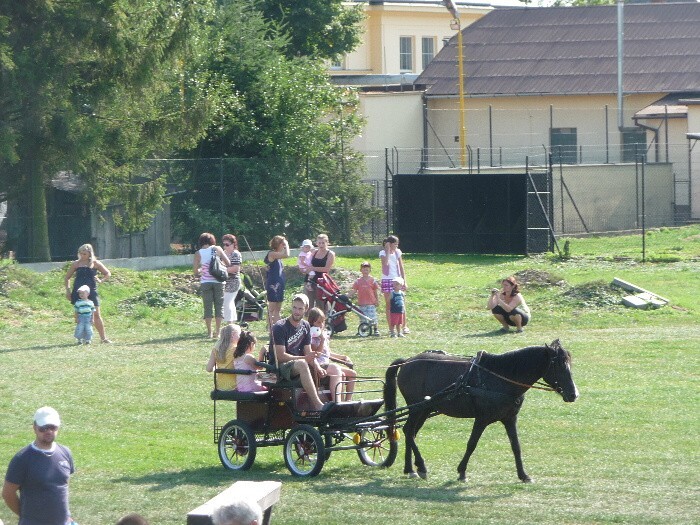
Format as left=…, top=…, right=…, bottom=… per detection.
left=73, top=284, right=95, bottom=344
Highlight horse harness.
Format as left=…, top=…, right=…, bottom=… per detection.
left=424, top=348, right=564, bottom=410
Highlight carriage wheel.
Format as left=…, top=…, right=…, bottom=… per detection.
left=356, top=428, right=398, bottom=468
left=357, top=322, right=372, bottom=338
left=284, top=425, right=326, bottom=477
left=218, top=420, right=257, bottom=471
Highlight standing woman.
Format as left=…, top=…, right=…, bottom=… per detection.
left=379, top=235, right=408, bottom=334
left=193, top=232, right=230, bottom=339
left=264, top=235, right=290, bottom=326
left=221, top=234, right=242, bottom=325
left=65, top=243, right=112, bottom=343
left=306, top=233, right=336, bottom=310
left=487, top=275, right=531, bottom=333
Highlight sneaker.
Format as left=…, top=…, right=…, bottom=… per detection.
left=76, top=339, right=83, bottom=345
left=390, top=331, right=397, bottom=338
left=397, top=332, right=405, bottom=338
left=403, top=327, right=411, bottom=334
left=84, top=340, right=92, bottom=345
left=373, top=330, right=381, bottom=337
left=101, top=338, right=113, bottom=344
left=516, top=328, right=524, bottom=333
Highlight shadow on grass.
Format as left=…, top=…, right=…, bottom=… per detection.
left=0, top=342, right=78, bottom=354
left=120, top=333, right=206, bottom=346
left=463, top=329, right=510, bottom=338
left=301, top=476, right=515, bottom=503
left=113, top=466, right=242, bottom=491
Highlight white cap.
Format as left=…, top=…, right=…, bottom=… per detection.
left=392, top=276, right=404, bottom=286
left=301, top=239, right=313, bottom=248
left=34, top=406, right=61, bottom=427
left=77, top=285, right=91, bottom=294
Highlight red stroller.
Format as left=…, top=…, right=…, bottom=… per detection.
left=315, top=274, right=377, bottom=337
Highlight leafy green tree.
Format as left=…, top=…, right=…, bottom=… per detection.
left=175, top=0, right=376, bottom=248
left=0, top=0, right=216, bottom=261
left=259, top=0, right=364, bottom=60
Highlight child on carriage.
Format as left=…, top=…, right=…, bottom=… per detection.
left=233, top=330, right=268, bottom=392
left=308, top=307, right=356, bottom=402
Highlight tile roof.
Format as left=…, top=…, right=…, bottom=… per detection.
left=416, top=3, right=700, bottom=97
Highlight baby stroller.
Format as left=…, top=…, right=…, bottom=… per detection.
left=235, top=274, right=267, bottom=323
left=315, top=273, right=377, bottom=337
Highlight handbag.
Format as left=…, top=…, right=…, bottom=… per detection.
left=209, top=248, right=228, bottom=282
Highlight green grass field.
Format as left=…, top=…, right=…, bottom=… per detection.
left=1, top=226, right=698, bottom=524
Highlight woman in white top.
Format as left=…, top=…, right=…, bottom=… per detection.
left=193, top=232, right=230, bottom=338
left=379, top=235, right=408, bottom=334
left=487, top=276, right=531, bottom=333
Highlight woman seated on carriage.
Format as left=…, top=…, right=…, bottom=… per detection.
left=307, top=307, right=356, bottom=402
left=206, top=325, right=267, bottom=392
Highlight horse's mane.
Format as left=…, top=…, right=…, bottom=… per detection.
left=481, top=345, right=548, bottom=377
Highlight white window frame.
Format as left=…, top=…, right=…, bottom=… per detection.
left=399, top=36, right=414, bottom=73
left=421, top=36, right=436, bottom=71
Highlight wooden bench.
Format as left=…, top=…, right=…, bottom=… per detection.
left=187, top=480, right=281, bottom=525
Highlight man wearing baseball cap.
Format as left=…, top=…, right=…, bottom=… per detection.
left=3, top=407, right=75, bottom=525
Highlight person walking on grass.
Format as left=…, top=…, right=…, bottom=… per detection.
left=3, top=407, right=75, bottom=525
left=193, top=232, right=230, bottom=339
left=65, top=243, right=112, bottom=343
left=73, top=284, right=95, bottom=345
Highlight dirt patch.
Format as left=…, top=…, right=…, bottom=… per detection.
left=512, top=269, right=566, bottom=288
left=561, top=281, right=625, bottom=308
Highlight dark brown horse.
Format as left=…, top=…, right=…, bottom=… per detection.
left=384, top=340, right=578, bottom=482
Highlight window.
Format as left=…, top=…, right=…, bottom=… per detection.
left=551, top=128, right=578, bottom=164
left=621, top=129, right=646, bottom=162
left=399, top=36, right=413, bottom=72
left=422, top=37, right=435, bottom=70
left=329, top=54, right=345, bottom=70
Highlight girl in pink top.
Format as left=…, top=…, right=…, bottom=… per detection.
left=233, top=331, right=267, bottom=392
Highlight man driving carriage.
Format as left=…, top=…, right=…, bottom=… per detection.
left=271, top=294, right=333, bottom=412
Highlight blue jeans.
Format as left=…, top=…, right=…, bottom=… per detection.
left=75, top=313, right=93, bottom=342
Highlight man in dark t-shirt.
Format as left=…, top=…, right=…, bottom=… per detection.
left=3, top=407, right=75, bottom=525
left=272, top=294, right=330, bottom=411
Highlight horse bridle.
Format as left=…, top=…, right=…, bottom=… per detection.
left=468, top=350, right=564, bottom=394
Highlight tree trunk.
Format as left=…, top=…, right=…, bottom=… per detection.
left=27, top=157, right=51, bottom=262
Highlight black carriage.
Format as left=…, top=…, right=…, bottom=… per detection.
left=211, top=368, right=399, bottom=477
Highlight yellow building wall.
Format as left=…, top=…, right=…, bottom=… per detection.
left=353, top=91, right=425, bottom=181
left=337, top=2, right=489, bottom=75
left=425, top=94, right=682, bottom=167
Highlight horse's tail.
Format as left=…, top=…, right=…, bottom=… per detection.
left=384, top=358, right=406, bottom=426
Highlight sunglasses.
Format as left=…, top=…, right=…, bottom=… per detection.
left=38, top=425, right=58, bottom=432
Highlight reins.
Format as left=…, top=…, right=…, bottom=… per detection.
left=468, top=360, right=558, bottom=392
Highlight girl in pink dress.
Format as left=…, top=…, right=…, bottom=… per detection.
left=233, top=331, right=267, bottom=392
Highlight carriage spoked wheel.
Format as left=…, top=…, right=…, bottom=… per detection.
left=357, top=322, right=372, bottom=338
left=284, top=424, right=326, bottom=477
left=356, top=428, right=398, bottom=468
left=218, top=420, right=257, bottom=471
